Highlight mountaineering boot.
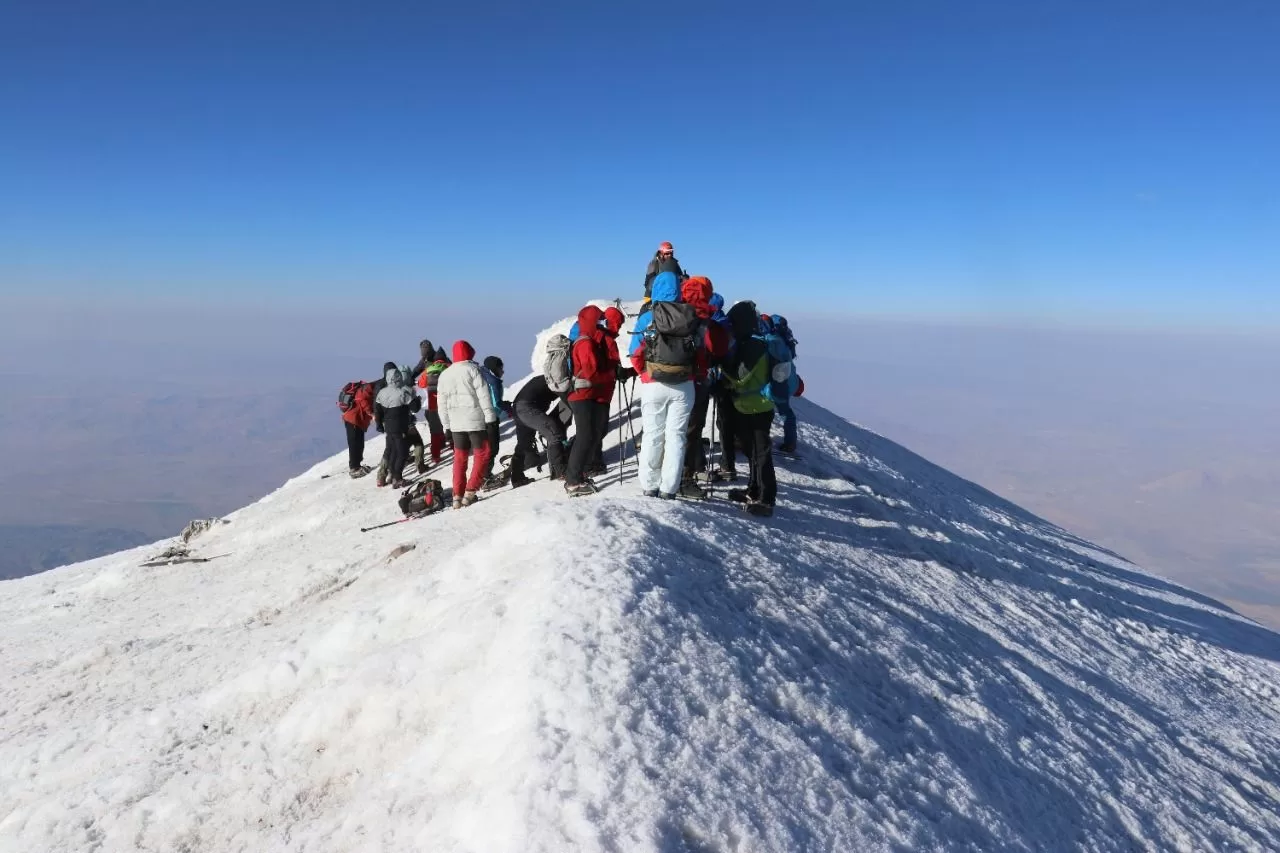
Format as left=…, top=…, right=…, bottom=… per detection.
left=642, top=489, right=660, bottom=498
left=679, top=480, right=708, bottom=500
left=462, top=490, right=480, bottom=507
left=452, top=495, right=464, bottom=510
left=745, top=502, right=774, bottom=518
left=657, top=492, right=676, bottom=500
left=391, top=477, right=407, bottom=489
left=564, top=481, right=594, bottom=498
left=777, top=442, right=797, bottom=455
left=349, top=465, right=372, bottom=479
left=510, top=474, right=533, bottom=488
left=376, top=463, right=389, bottom=487
left=713, top=465, right=739, bottom=482
left=727, top=488, right=749, bottom=504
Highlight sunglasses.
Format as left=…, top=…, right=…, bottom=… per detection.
left=659, top=250, right=673, bottom=256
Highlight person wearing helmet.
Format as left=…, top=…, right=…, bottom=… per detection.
left=643, top=241, right=687, bottom=299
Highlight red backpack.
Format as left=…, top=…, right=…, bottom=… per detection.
left=337, top=381, right=369, bottom=413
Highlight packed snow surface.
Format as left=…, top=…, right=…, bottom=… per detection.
left=3, top=311, right=1280, bottom=852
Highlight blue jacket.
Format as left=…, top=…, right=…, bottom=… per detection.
left=629, top=272, right=681, bottom=356
left=479, top=366, right=507, bottom=421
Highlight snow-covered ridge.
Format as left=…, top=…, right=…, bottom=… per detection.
left=3, top=311, right=1280, bottom=852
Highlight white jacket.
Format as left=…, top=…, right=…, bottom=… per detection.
left=437, top=360, right=498, bottom=434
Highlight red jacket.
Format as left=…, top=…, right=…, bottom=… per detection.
left=569, top=305, right=618, bottom=404
left=341, top=382, right=376, bottom=430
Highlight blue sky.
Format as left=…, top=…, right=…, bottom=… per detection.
left=2, top=1, right=1277, bottom=327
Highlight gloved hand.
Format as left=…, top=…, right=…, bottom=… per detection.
left=445, top=430, right=454, bottom=448
left=375, top=423, right=385, bottom=434
left=616, top=366, right=637, bottom=383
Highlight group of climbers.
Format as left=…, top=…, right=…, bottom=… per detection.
left=338, top=240, right=801, bottom=517
left=338, top=339, right=510, bottom=510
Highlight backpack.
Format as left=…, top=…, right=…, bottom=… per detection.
left=762, top=333, right=798, bottom=400
left=643, top=301, right=700, bottom=384
left=398, top=478, right=445, bottom=516
left=337, top=381, right=368, bottom=413
left=544, top=334, right=573, bottom=394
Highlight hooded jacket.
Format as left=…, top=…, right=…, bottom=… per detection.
left=723, top=302, right=775, bottom=415
left=372, top=361, right=398, bottom=395
left=602, top=306, right=625, bottom=366
left=479, top=356, right=507, bottom=421
left=568, top=305, right=618, bottom=404
left=437, top=340, right=498, bottom=434
left=681, top=277, right=729, bottom=381
left=628, top=273, right=726, bottom=385
left=375, top=368, right=421, bottom=433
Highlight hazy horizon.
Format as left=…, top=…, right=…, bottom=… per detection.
left=3, top=297, right=1277, bottom=631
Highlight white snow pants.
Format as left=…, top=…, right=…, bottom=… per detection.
left=638, top=379, right=695, bottom=495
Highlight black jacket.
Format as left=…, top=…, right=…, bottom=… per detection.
left=514, top=374, right=560, bottom=412
left=375, top=397, right=421, bottom=434
left=643, top=255, right=687, bottom=299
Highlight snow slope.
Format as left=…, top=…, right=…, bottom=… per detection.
left=3, top=314, right=1280, bottom=853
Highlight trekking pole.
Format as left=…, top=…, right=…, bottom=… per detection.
left=360, top=517, right=413, bottom=533
left=624, top=378, right=639, bottom=451
left=616, top=386, right=624, bottom=482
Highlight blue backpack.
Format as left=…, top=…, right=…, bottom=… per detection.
left=761, top=332, right=797, bottom=401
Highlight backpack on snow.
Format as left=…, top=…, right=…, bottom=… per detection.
left=544, top=334, right=573, bottom=394
left=643, top=301, right=701, bottom=384
left=398, top=478, right=445, bottom=516
left=337, top=381, right=369, bottom=413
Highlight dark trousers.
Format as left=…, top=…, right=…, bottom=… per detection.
left=513, top=401, right=567, bottom=479
left=408, top=423, right=424, bottom=465
left=386, top=430, right=410, bottom=481
left=566, top=399, right=608, bottom=485
left=345, top=421, right=366, bottom=470
left=591, top=395, right=617, bottom=472
left=736, top=410, right=777, bottom=506
left=683, top=384, right=711, bottom=476
left=716, top=386, right=740, bottom=470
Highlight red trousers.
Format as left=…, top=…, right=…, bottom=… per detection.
left=451, top=430, right=491, bottom=496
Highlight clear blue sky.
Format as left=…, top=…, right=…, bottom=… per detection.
left=2, top=1, right=1277, bottom=327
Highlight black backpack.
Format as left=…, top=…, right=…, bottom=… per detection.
left=398, top=478, right=445, bottom=516
left=643, top=301, right=700, bottom=384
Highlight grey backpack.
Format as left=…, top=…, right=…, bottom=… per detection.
left=544, top=334, right=573, bottom=394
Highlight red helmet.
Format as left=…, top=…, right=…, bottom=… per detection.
left=658, top=241, right=674, bottom=255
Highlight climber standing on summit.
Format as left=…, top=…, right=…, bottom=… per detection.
left=564, top=305, right=618, bottom=497
left=643, top=241, right=687, bottom=299
left=722, top=301, right=778, bottom=517
left=628, top=272, right=715, bottom=499
left=437, top=341, right=498, bottom=509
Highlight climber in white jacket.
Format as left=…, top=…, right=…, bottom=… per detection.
left=437, top=340, right=498, bottom=508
